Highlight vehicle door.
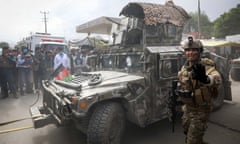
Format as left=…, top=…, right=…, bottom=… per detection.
left=145, top=46, right=184, bottom=120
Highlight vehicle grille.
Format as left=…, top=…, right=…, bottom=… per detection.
left=43, top=89, right=60, bottom=116
left=71, top=75, right=91, bottom=84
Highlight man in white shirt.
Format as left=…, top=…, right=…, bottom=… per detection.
left=53, top=47, right=70, bottom=70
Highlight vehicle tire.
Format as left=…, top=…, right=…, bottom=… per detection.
left=212, top=83, right=224, bottom=111
left=87, top=102, right=125, bottom=144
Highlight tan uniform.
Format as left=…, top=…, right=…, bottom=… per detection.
left=178, top=58, right=221, bottom=144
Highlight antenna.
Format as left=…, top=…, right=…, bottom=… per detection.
left=40, top=11, right=49, bottom=34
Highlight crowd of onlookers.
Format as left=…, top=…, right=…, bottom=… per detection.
left=0, top=45, right=89, bottom=99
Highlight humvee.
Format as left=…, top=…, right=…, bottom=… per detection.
left=30, top=1, right=232, bottom=144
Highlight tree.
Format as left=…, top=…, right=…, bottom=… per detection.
left=0, top=42, right=9, bottom=48
left=213, top=4, right=240, bottom=38
left=184, top=11, right=213, bottom=37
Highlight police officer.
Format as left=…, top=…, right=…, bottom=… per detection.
left=0, top=46, right=17, bottom=98
left=41, top=50, right=54, bottom=80
left=0, top=47, right=10, bottom=98
left=33, top=46, right=42, bottom=90
left=178, top=36, right=221, bottom=144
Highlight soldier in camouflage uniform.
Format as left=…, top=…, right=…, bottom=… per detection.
left=178, top=36, right=221, bottom=144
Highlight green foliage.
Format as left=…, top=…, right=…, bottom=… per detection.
left=184, top=11, right=213, bottom=37
left=0, top=42, right=9, bottom=48
left=213, top=4, right=240, bottom=38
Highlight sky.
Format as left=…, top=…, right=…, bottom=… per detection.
left=0, top=0, right=239, bottom=47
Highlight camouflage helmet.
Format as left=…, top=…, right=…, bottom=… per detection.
left=181, top=36, right=203, bottom=52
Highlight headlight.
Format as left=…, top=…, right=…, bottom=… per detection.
left=71, top=96, right=87, bottom=109
left=79, top=100, right=87, bottom=109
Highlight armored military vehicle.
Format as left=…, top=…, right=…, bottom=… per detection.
left=30, top=1, right=232, bottom=144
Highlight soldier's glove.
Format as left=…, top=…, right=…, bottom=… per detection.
left=191, top=63, right=209, bottom=84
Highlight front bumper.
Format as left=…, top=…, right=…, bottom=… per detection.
left=29, top=106, right=60, bottom=128
left=29, top=80, right=91, bottom=129
left=29, top=80, right=73, bottom=128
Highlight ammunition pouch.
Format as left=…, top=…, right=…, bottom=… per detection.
left=194, top=87, right=211, bottom=105
left=177, top=90, right=192, bottom=98
left=178, top=90, right=194, bottom=105
left=178, top=87, right=211, bottom=106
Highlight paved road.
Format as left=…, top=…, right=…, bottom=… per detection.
left=0, top=80, right=240, bottom=144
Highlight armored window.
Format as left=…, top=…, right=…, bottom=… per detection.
left=145, top=25, right=162, bottom=45
left=159, top=59, right=178, bottom=78
left=118, top=54, right=143, bottom=72
left=128, top=54, right=143, bottom=71
left=164, top=24, right=177, bottom=38
left=146, top=25, right=158, bottom=36
left=118, top=55, right=127, bottom=69
left=101, top=55, right=115, bottom=69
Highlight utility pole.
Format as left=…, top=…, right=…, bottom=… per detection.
left=40, top=11, right=49, bottom=34
left=197, top=0, right=201, bottom=39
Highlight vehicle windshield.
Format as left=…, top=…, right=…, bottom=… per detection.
left=98, top=53, right=143, bottom=73
left=118, top=54, right=143, bottom=71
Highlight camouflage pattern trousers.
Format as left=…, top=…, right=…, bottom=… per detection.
left=182, top=106, right=210, bottom=144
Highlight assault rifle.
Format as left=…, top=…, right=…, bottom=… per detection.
left=168, top=80, right=180, bottom=132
